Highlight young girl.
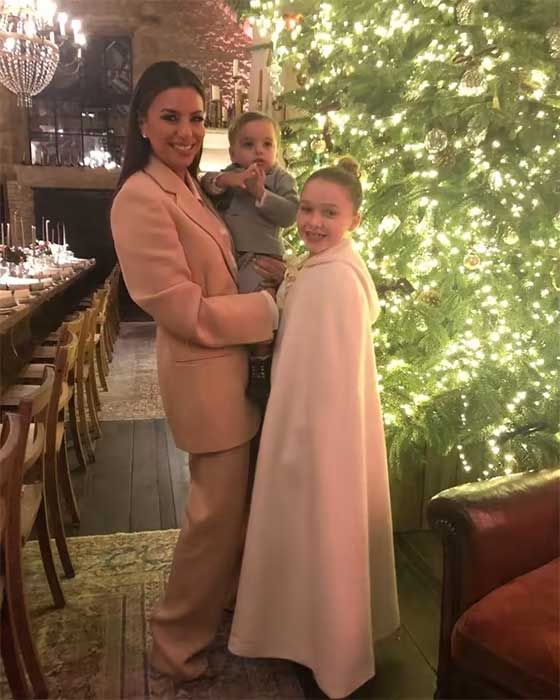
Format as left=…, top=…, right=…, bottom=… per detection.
left=229, top=158, right=400, bottom=699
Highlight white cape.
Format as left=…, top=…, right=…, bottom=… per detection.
left=229, top=239, right=400, bottom=699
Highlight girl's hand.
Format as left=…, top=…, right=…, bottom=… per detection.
left=262, top=286, right=277, bottom=300
left=253, top=256, right=286, bottom=286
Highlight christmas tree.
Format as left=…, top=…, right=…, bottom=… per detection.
left=247, top=0, right=560, bottom=479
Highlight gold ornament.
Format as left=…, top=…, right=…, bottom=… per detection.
left=545, top=26, right=560, bottom=59
left=311, top=139, right=327, bottom=154
left=418, top=289, right=441, bottom=305
left=283, top=12, right=304, bottom=32
left=456, top=0, right=475, bottom=25
left=501, top=225, right=519, bottom=245
left=425, top=128, right=449, bottom=154
left=296, top=72, right=306, bottom=87
left=551, top=267, right=560, bottom=292
left=463, top=252, right=481, bottom=269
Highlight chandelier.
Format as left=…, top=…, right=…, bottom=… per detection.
left=0, top=1, right=85, bottom=107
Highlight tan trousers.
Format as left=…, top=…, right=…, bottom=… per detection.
left=150, top=440, right=251, bottom=680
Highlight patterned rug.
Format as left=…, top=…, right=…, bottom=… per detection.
left=1, top=530, right=304, bottom=699
left=101, top=322, right=165, bottom=421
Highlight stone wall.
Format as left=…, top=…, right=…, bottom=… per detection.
left=0, top=0, right=251, bottom=237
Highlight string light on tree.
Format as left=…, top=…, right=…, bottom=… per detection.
left=247, top=0, right=560, bottom=479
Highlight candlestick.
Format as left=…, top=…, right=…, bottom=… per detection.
left=31, top=225, right=36, bottom=257
left=257, top=69, right=263, bottom=110
left=20, top=217, right=25, bottom=248
left=233, top=59, right=239, bottom=77
left=45, top=219, right=50, bottom=244
left=6, top=223, right=10, bottom=247
left=63, top=223, right=67, bottom=247
left=1, top=223, right=4, bottom=247
left=211, top=84, right=220, bottom=101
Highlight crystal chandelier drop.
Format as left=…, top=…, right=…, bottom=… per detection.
left=0, top=1, right=85, bottom=107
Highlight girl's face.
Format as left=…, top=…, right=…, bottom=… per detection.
left=297, top=178, right=360, bottom=255
left=140, top=87, right=205, bottom=178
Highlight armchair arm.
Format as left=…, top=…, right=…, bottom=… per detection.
left=427, top=468, right=559, bottom=696
left=428, top=468, right=559, bottom=610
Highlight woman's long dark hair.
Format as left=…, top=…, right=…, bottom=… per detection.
left=116, top=61, right=205, bottom=192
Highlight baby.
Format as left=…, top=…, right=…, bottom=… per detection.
left=202, top=112, right=298, bottom=403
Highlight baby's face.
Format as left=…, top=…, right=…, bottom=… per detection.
left=230, top=120, right=278, bottom=172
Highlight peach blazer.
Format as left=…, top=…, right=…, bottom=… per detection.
left=111, top=156, right=275, bottom=453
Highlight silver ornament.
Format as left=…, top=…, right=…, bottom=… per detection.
left=466, top=115, right=488, bottom=146
left=545, top=26, right=560, bottom=59
left=459, top=68, right=486, bottom=95
left=553, top=212, right=560, bottom=232
left=456, top=0, right=475, bottom=25
left=378, top=215, right=402, bottom=235
left=416, top=255, right=439, bottom=274
left=283, top=143, right=299, bottom=161
left=488, top=170, right=504, bottom=191
left=424, top=128, right=449, bottom=154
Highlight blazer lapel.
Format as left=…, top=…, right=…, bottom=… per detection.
left=144, top=157, right=238, bottom=283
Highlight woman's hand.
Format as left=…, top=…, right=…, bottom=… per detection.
left=253, top=256, right=286, bottom=287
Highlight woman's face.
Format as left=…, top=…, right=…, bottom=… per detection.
left=140, top=87, right=205, bottom=178
left=297, top=178, right=360, bottom=255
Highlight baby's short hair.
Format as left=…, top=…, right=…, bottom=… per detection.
left=228, top=112, right=281, bottom=146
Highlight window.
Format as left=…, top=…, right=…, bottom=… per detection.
left=28, top=37, right=131, bottom=168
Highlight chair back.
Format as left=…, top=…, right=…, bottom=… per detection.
left=80, top=296, right=101, bottom=377
left=44, top=330, right=78, bottom=458
left=21, top=366, right=55, bottom=474
left=0, top=411, right=31, bottom=553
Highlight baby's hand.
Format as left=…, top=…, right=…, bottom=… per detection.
left=244, top=163, right=266, bottom=200
left=215, top=168, right=254, bottom=190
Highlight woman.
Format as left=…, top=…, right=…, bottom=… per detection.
left=229, top=159, right=400, bottom=699
left=110, top=61, right=280, bottom=682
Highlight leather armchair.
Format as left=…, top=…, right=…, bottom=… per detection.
left=428, top=468, right=560, bottom=699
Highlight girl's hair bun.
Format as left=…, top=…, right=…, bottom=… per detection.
left=336, top=156, right=360, bottom=179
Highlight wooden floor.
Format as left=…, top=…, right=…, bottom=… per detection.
left=68, top=417, right=442, bottom=700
